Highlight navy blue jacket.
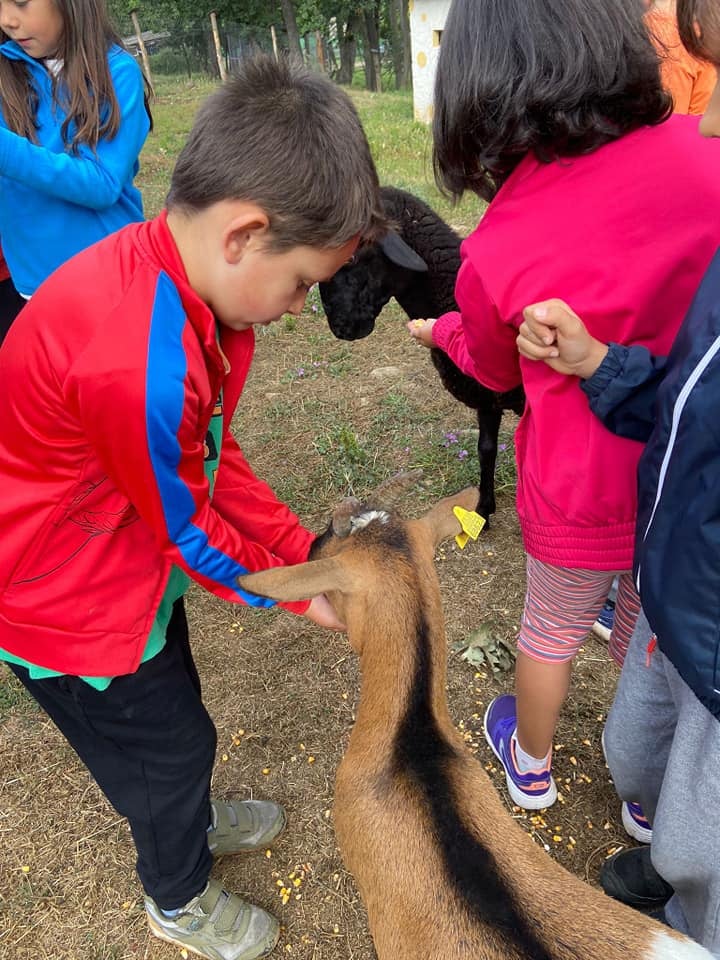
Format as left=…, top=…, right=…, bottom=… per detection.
left=582, top=248, right=720, bottom=720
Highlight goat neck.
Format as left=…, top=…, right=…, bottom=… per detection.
left=342, top=516, right=457, bottom=766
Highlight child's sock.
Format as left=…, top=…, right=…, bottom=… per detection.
left=159, top=906, right=183, bottom=918
left=512, top=731, right=551, bottom=773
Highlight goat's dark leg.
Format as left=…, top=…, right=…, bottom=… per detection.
left=476, top=406, right=503, bottom=525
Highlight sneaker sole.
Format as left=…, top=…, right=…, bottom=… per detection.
left=147, top=913, right=280, bottom=960
left=482, top=703, right=558, bottom=811
left=622, top=802, right=653, bottom=844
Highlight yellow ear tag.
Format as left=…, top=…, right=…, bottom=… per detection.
left=453, top=506, right=486, bottom=549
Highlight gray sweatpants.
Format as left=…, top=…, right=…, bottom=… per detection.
left=604, top=609, right=720, bottom=957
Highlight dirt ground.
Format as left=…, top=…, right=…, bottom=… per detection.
left=0, top=301, right=634, bottom=960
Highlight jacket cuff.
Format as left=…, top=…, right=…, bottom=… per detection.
left=430, top=310, right=462, bottom=351
left=279, top=597, right=312, bottom=615
left=580, top=343, right=629, bottom=401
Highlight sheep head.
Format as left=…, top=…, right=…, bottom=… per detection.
left=319, top=232, right=428, bottom=340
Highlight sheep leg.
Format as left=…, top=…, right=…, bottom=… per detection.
left=475, top=406, right=503, bottom=524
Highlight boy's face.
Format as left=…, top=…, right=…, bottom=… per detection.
left=214, top=235, right=359, bottom=332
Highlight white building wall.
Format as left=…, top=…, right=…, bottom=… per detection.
left=409, top=0, right=451, bottom=124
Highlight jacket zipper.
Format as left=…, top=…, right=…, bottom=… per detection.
left=636, top=334, right=720, bottom=595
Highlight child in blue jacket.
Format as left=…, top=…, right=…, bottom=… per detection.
left=0, top=0, right=151, bottom=320
left=516, top=4, right=720, bottom=950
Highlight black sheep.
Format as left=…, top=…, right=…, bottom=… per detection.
left=319, top=186, right=525, bottom=524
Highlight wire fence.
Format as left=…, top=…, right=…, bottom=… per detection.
left=124, top=20, right=326, bottom=82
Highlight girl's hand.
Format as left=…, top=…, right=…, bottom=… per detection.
left=303, top=594, right=346, bottom=631
left=518, top=299, right=609, bottom=379
left=407, top=317, right=436, bottom=348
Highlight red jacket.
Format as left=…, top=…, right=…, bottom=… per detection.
left=0, top=213, right=314, bottom=676
left=433, top=115, right=720, bottom=569
left=0, top=241, right=10, bottom=283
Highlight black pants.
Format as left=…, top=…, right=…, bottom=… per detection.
left=0, top=276, right=25, bottom=347
left=9, top=599, right=216, bottom=909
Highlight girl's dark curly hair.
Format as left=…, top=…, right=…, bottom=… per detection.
left=433, top=0, right=672, bottom=203
left=677, top=0, right=720, bottom=63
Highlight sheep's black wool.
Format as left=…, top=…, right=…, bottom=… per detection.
left=319, top=186, right=525, bottom=524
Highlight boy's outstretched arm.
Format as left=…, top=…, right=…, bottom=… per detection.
left=517, top=299, right=609, bottom=378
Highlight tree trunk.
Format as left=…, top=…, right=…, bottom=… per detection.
left=337, top=13, right=360, bottom=86
left=280, top=0, right=303, bottom=61
left=389, top=0, right=412, bottom=89
left=363, top=7, right=382, bottom=92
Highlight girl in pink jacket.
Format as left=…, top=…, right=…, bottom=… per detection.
left=409, top=0, right=720, bottom=820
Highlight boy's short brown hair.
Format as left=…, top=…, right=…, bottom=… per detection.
left=168, top=54, right=386, bottom=249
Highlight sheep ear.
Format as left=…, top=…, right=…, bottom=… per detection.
left=417, top=487, right=481, bottom=549
left=238, top=557, right=353, bottom=603
left=379, top=232, right=428, bottom=273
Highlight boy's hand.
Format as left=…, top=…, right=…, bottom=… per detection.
left=518, top=299, right=609, bottom=379
left=407, top=318, right=436, bottom=348
left=304, top=594, right=346, bottom=631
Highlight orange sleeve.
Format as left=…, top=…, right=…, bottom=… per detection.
left=689, top=59, right=718, bottom=115
left=659, top=59, right=693, bottom=113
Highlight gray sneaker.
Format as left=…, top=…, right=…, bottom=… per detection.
left=145, top=878, right=279, bottom=960
left=208, top=798, right=286, bottom=856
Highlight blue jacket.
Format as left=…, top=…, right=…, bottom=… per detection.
left=0, top=42, right=150, bottom=296
left=582, top=248, right=720, bottom=720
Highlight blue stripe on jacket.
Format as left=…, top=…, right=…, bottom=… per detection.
left=145, top=273, right=276, bottom=608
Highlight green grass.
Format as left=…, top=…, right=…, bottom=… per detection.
left=0, top=666, right=37, bottom=719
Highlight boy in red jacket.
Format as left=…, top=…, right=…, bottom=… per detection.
left=0, top=55, right=384, bottom=960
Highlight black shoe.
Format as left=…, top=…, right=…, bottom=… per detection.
left=599, top=846, right=674, bottom=909
left=648, top=908, right=671, bottom=927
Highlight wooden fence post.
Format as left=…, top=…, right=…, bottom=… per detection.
left=130, top=9, right=153, bottom=91
left=315, top=30, right=326, bottom=71
left=210, top=12, right=227, bottom=81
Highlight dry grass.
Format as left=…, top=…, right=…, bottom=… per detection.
left=1, top=301, right=633, bottom=960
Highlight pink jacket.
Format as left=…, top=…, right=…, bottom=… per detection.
left=433, top=115, right=720, bottom=569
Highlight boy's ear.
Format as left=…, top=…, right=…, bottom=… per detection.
left=223, top=204, right=271, bottom=264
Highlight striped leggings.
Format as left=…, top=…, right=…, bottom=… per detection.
left=518, top=555, right=641, bottom=666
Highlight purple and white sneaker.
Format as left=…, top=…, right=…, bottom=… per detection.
left=622, top=801, right=653, bottom=844
left=483, top=694, right=558, bottom=810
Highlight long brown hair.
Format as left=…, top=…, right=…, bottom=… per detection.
left=0, top=0, right=151, bottom=151
left=677, top=0, right=720, bottom=62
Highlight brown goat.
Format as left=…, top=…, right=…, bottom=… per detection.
left=239, top=490, right=710, bottom=960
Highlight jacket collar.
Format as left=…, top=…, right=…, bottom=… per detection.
left=0, top=39, right=50, bottom=71
left=139, top=211, right=248, bottom=373
left=0, top=39, right=122, bottom=69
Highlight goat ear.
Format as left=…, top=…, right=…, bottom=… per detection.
left=419, top=487, right=481, bottom=548
left=379, top=232, right=428, bottom=273
left=238, top=557, right=352, bottom=603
